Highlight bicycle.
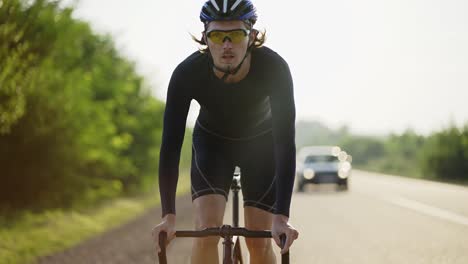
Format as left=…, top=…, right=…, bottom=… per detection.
left=158, top=169, right=290, bottom=263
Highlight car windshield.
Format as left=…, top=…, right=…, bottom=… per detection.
left=305, top=155, right=338, bottom=163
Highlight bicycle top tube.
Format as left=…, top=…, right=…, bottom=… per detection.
left=175, top=225, right=272, bottom=238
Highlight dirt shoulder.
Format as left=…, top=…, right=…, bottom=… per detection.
left=36, top=194, right=194, bottom=264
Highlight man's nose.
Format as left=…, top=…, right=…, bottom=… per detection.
left=222, top=37, right=233, bottom=48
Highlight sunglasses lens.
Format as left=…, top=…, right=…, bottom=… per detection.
left=207, top=31, right=225, bottom=44
left=229, top=30, right=247, bottom=43
left=207, top=29, right=248, bottom=44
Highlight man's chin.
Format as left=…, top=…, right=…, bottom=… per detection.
left=215, top=62, right=234, bottom=72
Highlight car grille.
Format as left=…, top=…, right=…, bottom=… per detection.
left=314, top=172, right=339, bottom=183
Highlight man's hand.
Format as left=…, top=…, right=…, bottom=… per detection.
left=271, top=214, right=299, bottom=254
left=151, top=214, right=176, bottom=253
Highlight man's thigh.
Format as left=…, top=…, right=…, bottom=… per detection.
left=191, top=125, right=235, bottom=202
left=244, top=206, right=274, bottom=248
left=239, top=132, right=277, bottom=213
left=244, top=206, right=273, bottom=229
left=192, top=194, right=227, bottom=229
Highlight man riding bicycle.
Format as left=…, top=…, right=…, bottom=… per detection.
left=152, top=1, right=299, bottom=263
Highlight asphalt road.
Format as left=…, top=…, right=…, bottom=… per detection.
left=38, top=170, right=468, bottom=263
left=288, top=170, right=468, bottom=264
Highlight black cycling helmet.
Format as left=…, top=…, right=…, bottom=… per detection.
left=200, top=0, right=258, bottom=25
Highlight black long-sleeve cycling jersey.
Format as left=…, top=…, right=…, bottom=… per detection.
left=159, top=46, right=296, bottom=217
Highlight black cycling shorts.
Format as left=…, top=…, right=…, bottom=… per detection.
left=190, top=121, right=277, bottom=213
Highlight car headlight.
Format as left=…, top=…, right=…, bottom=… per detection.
left=340, top=161, right=352, bottom=171
left=303, top=168, right=315, bottom=179
left=338, top=162, right=351, bottom=179
left=338, top=169, right=347, bottom=179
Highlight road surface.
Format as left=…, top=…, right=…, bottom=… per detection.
left=38, top=170, right=468, bottom=263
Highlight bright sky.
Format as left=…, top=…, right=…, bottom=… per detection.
left=66, top=0, right=468, bottom=135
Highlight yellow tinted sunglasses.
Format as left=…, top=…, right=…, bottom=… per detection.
left=206, top=29, right=250, bottom=44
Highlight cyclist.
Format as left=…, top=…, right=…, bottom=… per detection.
left=152, top=0, right=299, bottom=263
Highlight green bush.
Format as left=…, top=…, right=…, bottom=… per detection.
left=421, top=124, right=468, bottom=181
left=0, top=0, right=179, bottom=212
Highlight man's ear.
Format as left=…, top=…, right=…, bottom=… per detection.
left=249, top=29, right=258, bottom=46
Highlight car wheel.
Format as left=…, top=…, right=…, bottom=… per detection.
left=337, top=182, right=348, bottom=191
left=297, top=182, right=305, bottom=192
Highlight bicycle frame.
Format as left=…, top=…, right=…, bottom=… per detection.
left=231, top=172, right=242, bottom=263
left=158, top=169, right=290, bottom=264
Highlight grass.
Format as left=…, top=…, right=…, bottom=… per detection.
left=0, top=174, right=190, bottom=264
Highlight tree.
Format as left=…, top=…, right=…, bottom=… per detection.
left=422, top=125, right=468, bottom=181
left=0, top=0, right=170, bottom=210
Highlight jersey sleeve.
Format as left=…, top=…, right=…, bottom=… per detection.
left=269, top=57, right=296, bottom=217
left=159, top=64, right=192, bottom=217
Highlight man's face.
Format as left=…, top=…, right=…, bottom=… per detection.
left=205, top=20, right=252, bottom=72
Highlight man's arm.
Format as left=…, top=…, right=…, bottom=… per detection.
left=269, top=56, right=296, bottom=218
left=268, top=55, right=299, bottom=253
left=159, top=65, right=191, bottom=217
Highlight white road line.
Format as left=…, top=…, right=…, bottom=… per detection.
left=383, top=196, right=468, bottom=227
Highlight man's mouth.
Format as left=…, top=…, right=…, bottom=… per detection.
left=222, top=54, right=235, bottom=59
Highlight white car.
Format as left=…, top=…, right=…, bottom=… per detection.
left=296, top=146, right=352, bottom=191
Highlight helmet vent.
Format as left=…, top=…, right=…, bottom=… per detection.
left=223, top=0, right=228, bottom=13
left=200, top=0, right=257, bottom=23
left=210, top=0, right=220, bottom=11
left=230, top=0, right=242, bottom=11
